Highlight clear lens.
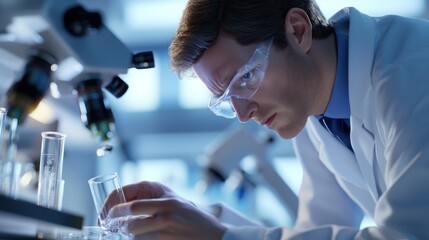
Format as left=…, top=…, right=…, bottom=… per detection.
left=228, top=65, right=266, bottom=99
left=206, top=37, right=273, bottom=119
left=209, top=98, right=236, bottom=118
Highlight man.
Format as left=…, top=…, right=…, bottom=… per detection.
left=108, top=0, right=429, bottom=239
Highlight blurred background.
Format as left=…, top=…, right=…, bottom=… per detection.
left=0, top=0, right=428, bottom=230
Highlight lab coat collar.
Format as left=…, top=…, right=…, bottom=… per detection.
left=334, top=7, right=381, bottom=201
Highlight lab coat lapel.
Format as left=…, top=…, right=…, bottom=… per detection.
left=347, top=8, right=380, bottom=201
left=350, top=118, right=379, bottom=201
left=307, top=117, right=365, bottom=189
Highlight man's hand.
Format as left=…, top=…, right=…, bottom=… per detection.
left=107, top=181, right=227, bottom=240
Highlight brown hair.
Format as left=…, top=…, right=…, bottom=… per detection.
left=169, top=0, right=333, bottom=78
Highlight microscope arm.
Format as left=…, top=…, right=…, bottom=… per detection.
left=255, top=153, right=298, bottom=220
left=202, top=125, right=299, bottom=221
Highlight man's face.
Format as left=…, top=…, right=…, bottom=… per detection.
left=193, top=32, right=320, bottom=139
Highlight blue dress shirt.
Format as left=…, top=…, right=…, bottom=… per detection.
left=324, top=21, right=350, bottom=119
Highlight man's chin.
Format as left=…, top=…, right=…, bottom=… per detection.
left=274, top=124, right=304, bottom=139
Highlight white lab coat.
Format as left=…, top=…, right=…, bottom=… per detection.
left=218, top=7, right=429, bottom=240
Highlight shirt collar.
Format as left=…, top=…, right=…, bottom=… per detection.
left=322, top=21, right=351, bottom=119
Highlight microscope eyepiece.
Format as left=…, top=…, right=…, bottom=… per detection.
left=63, top=5, right=102, bottom=37
left=132, top=51, right=155, bottom=69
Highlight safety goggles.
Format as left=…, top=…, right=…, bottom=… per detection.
left=208, top=37, right=273, bottom=118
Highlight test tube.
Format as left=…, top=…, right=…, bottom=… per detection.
left=0, top=108, right=8, bottom=194
left=0, top=108, right=5, bottom=140
left=37, top=131, right=66, bottom=210
left=0, top=109, right=22, bottom=198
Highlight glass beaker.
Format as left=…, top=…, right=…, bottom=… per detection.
left=37, top=131, right=66, bottom=210
left=88, top=173, right=127, bottom=231
left=88, top=173, right=143, bottom=239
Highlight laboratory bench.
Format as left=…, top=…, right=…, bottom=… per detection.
left=0, top=194, right=83, bottom=239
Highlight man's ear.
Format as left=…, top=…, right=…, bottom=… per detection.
left=284, top=8, right=312, bottom=52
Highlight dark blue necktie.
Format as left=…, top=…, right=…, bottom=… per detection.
left=319, top=116, right=353, bottom=152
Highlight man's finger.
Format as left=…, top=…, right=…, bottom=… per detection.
left=109, top=198, right=183, bottom=219
left=122, top=181, right=167, bottom=200
left=124, top=213, right=178, bottom=235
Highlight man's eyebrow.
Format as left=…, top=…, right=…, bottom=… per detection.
left=212, top=53, right=250, bottom=96
left=212, top=68, right=232, bottom=94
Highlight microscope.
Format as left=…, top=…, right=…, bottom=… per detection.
left=0, top=2, right=156, bottom=235
left=0, top=0, right=154, bottom=144
left=198, top=124, right=299, bottom=222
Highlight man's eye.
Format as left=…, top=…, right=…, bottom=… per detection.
left=240, top=71, right=254, bottom=87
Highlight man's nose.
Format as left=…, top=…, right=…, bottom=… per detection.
left=230, top=98, right=257, bottom=123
